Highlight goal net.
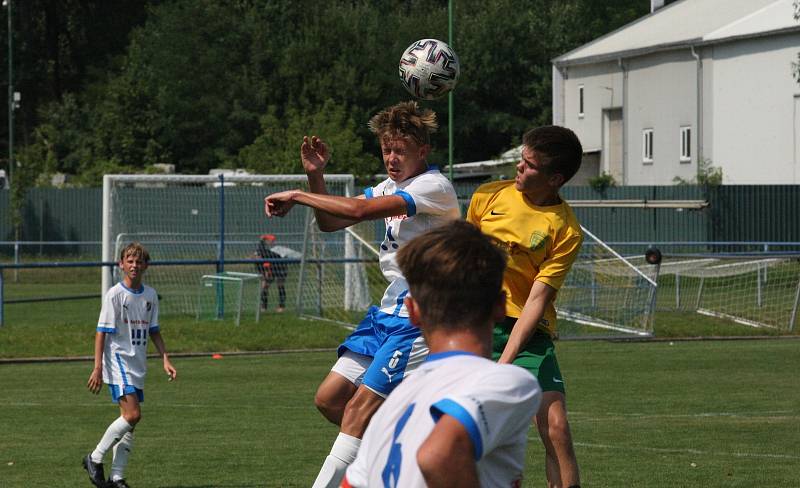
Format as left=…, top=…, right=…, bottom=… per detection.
left=103, top=174, right=666, bottom=335
left=102, top=174, right=369, bottom=322
left=555, top=226, right=660, bottom=338
left=656, top=256, right=800, bottom=330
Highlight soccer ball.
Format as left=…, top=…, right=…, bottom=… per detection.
left=399, top=39, right=460, bottom=100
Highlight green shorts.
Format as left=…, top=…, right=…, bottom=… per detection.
left=493, top=317, right=565, bottom=394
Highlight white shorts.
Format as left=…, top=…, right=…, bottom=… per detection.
left=331, top=350, right=376, bottom=394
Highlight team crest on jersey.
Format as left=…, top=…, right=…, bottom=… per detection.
left=146, top=301, right=152, bottom=311
left=529, top=231, right=548, bottom=250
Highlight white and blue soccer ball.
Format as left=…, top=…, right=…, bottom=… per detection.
left=399, top=39, right=460, bottom=100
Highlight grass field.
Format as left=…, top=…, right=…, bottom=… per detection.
left=1, top=268, right=799, bottom=486
left=2, top=340, right=799, bottom=487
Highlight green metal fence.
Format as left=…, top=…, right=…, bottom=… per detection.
left=1, top=184, right=800, bottom=255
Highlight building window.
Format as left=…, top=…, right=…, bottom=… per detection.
left=643, top=129, right=654, bottom=163
left=578, top=85, right=585, bottom=118
left=680, top=126, right=691, bottom=162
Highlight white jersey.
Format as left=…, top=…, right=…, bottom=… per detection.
left=345, top=351, right=542, bottom=487
left=97, top=282, right=160, bottom=390
left=365, top=166, right=460, bottom=317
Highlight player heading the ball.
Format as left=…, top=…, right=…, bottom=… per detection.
left=264, top=101, right=460, bottom=488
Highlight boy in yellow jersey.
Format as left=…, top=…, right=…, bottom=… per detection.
left=467, top=125, right=584, bottom=488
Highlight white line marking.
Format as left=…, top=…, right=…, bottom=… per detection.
left=558, top=441, right=800, bottom=461
left=568, top=410, right=798, bottom=421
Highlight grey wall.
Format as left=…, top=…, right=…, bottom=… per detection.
left=710, top=32, right=800, bottom=184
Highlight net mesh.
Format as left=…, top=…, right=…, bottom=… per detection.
left=656, top=256, right=800, bottom=330
left=104, top=175, right=356, bottom=319
left=555, top=226, right=659, bottom=338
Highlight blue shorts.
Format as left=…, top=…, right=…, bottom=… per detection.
left=108, top=384, right=144, bottom=403
left=337, top=306, right=428, bottom=396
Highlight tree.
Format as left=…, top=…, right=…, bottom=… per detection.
left=10, top=0, right=649, bottom=185
left=238, top=99, right=372, bottom=177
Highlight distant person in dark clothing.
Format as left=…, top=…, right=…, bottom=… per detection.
left=254, top=234, right=288, bottom=312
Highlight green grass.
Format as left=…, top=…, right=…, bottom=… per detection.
left=1, top=340, right=799, bottom=487
left=0, top=300, right=349, bottom=358
left=0, top=288, right=793, bottom=360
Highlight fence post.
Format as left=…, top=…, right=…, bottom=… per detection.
left=790, top=278, right=800, bottom=332
left=216, top=173, right=225, bottom=319
left=0, top=268, right=4, bottom=326
left=13, top=241, right=18, bottom=282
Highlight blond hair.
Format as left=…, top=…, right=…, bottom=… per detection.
left=367, top=101, right=438, bottom=146
left=119, top=242, right=150, bottom=263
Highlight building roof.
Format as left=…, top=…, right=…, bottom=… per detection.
left=554, top=0, right=800, bottom=66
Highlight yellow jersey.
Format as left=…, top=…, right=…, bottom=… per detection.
left=466, top=181, right=583, bottom=337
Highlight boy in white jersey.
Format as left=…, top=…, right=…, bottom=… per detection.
left=264, top=101, right=460, bottom=487
left=83, top=243, right=177, bottom=488
left=344, top=220, right=542, bottom=487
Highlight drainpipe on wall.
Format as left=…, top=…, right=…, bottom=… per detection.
left=619, top=58, right=628, bottom=184
left=690, top=45, right=704, bottom=164
left=552, top=64, right=567, bottom=126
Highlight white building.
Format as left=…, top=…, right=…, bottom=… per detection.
left=552, top=0, right=800, bottom=185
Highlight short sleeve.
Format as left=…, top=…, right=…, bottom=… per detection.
left=399, top=175, right=459, bottom=217
left=536, top=228, right=583, bottom=291
left=365, top=179, right=387, bottom=200
left=429, top=367, right=540, bottom=460
left=97, top=292, right=117, bottom=333
left=149, top=292, right=160, bottom=333
left=466, top=190, right=487, bottom=227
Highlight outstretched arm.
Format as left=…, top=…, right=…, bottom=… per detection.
left=265, top=191, right=407, bottom=232
left=417, top=415, right=479, bottom=487
left=150, top=330, right=177, bottom=381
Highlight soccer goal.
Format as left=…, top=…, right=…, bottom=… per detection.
left=197, top=272, right=262, bottom=326
left=555, top=226, right=660, bottom=338
left=657, top=256, right=800, bottom=330
left=101, top=174, right=370, bottom=321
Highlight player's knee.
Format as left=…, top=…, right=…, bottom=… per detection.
left=123, top=410, right=141, bottom=426
left=547, top=415, right=572, bottom=447
left=314, top=391, right=345, bottom=425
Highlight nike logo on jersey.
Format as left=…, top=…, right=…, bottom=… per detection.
left=553, top=377, right=564, bottom=383
left=490, top=210, right=505, bottom=215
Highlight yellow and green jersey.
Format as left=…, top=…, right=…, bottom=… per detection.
left=467, top=181, right=582, bottom=338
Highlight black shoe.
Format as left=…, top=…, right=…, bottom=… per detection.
left=107, top=479, right=130, bottom=488
left=81, top=454, right=107, bottom=487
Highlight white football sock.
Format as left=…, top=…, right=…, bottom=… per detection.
left=311, top=433, right=362, bottom=488
left=91, top=417, right=133, bottom=463
left=110, top=431, right=134, bottom=481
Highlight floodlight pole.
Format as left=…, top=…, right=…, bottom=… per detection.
left=448, top=0, right=454, bottom=182
left=6, top=0, right=12, bottom=188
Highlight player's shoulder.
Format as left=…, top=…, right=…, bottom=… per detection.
left=470, top=180, right=513, bottom=203
left=105, top=282, right=126, bottom=299
left=553, top=199, right=583, bottom=240
left=474, top=180, right=515, bottom=197
left=467, top=180, right=515, bottom=213
left=479, top=362, right=540, bottom=392
left=407, top=166, right=457, bottom=193
left=141, top=284, right=158, bottom=299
